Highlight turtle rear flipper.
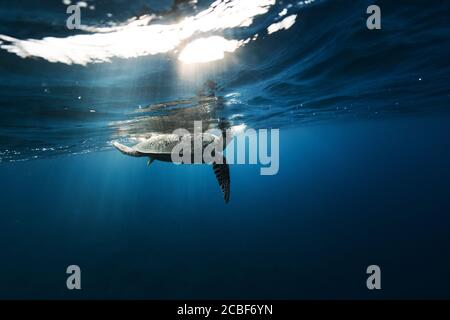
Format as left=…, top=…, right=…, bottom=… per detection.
left=213, top=157, right=230, bottom=203
left=112, top=141, right=143, bottom=157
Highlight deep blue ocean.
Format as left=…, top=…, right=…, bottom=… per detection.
left=0, top=0, right=450, bottom=299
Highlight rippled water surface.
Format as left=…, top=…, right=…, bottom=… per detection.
left=1, top=0, right=449, bottom=162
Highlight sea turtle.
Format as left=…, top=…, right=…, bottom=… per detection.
left=112, top=133, right=230, bottom=203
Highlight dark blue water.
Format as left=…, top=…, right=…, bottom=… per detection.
left=0, top=0, right=450, bottom=299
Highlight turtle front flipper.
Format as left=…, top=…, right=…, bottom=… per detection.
left=212, top=157, right=230, bottom=203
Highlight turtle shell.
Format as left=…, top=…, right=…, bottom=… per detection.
left=133, top=133, right=219, bottom=154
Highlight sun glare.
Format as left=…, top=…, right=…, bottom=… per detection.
left=178, top=36, right=242, bottom=64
